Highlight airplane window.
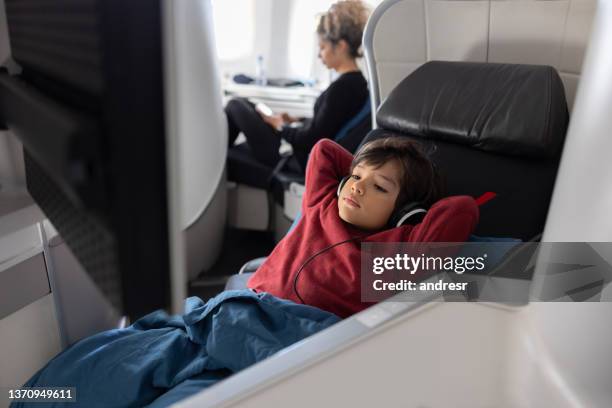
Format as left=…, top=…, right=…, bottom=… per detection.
left=210, top=0, right=385, bottom=80
left=287, top=0, right=335, bottom=79
left=211, top=0, right=255, bottom=61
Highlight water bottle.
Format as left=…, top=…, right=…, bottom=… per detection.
left=255, top=54, right=267, bottom=86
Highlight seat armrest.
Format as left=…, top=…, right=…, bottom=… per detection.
left=238, top=257, right=267, bottom=274
left=224, top=273, right=254, bottom=291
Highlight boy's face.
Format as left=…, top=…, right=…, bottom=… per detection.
left=337, top=159, right=402, bottom=230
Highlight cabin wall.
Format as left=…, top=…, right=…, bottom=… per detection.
left=0, top=297, right=61, bottom=408
left=0, top=221, right=62, bottom=404
left=364, top=0, right=597, bottom=115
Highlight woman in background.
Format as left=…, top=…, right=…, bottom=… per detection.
left=225, top=0, right=371, bottom=171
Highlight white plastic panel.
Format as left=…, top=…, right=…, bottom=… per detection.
left=372, top=0, right=427, bottom=63
left=426, top=0, right=489, bottom=61
left=184, top=175, right=227, bottom=279
left=542, top=0, right=612, bottom=243
left=559, top=72, right=580, bottom=110
left=364, top=0, right=597, bottom=112
left=167, top=0, right=227, bottom=229
left=179, top=302, right=524, bottom=408
left=489, top=0, right=569, bottom=68
left=512, top=303, right=612, bottom=408
left=0, top=190, right=43, bottom=240
left=0, top=254, right=49, bottom=319
left=231, top=306, right=511, bottom=407
left=376, top=62, right=421, bottom=105
left=560, top=0, right=598, bottom=73
left=0, top=295, right=61, bottom=394
left=0, top=224, right=42, bottom=272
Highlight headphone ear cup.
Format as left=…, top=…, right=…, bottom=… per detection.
left=389, top=202, right=427, bottom=228
left=337, top=176, right=350, bottom=197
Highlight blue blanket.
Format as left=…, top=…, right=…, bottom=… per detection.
left=13, top=290, right=340, bottom=407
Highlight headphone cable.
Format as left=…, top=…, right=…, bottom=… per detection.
left=293, top=234, right=370, bottom=304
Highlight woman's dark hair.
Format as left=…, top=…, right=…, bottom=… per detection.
left=316, top=1, right=371, bottom=58
left=350, top=136, right=444, bottom=209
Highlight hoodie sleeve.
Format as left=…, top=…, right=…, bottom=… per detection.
left=406, top=196, right=479, bottom=242
left=302, top=139, right=353, bottom=209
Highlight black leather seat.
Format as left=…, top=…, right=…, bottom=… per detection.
left=368, top=61, right=569, bottom=240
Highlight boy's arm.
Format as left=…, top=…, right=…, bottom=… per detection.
left=406, top=196, right=479, bottom=242
left=302, top=139, right=353, bottom=209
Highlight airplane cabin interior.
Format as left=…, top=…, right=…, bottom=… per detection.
left=0, top=0, right=611, bottom=407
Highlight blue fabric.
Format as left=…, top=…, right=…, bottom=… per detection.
left=333, top=96, right=371, bottom=142
left=463, top=234, right=522, bottom=271
left=297, top=96, right=371, bottom=165
left=12, top=290, right=340, bottom=408
left=467, top=234, right=520, bottom=242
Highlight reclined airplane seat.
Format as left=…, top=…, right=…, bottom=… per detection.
left=226, top=97, right=372, bottom=234
left=368, top=60, right=569, bottom=240
left=225, top=60, right=570, bottom=290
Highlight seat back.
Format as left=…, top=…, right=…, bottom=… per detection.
left=363, top=61, right=569, bottom=241
left=363, top=0, right=597, bottom=126
left=333, top=96, right=372, bottom=153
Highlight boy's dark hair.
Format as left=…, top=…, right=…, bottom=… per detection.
left=350, top=136, right=444, bottom=209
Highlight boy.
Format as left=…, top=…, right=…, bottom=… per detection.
left=248, top=136, right=478, bottom=317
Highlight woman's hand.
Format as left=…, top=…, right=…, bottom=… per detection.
left=260, top=113, right=285, bottom=131
left=281, top=112, right=300, bottom=124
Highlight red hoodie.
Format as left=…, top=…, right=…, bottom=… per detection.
left=248, top=139, right=479, bottom=318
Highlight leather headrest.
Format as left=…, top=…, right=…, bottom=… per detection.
left=376, top=61, right=569, bottom=158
